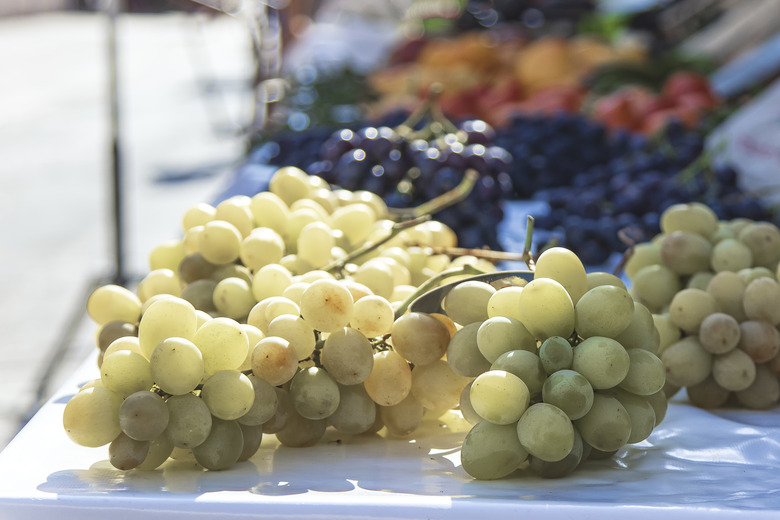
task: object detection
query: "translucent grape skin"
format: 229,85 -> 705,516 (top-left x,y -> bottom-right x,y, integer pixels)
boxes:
109,433 -> 150,470
192,418 -> 244,471
516,403 -> 575,463
391,312 -> 450,367
118,390 -> 170,441
164,393 -> 213,449
469,370 -> 530,425
460,420 -> 528,480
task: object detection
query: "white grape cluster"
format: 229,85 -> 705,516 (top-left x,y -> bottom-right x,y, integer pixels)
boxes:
444,247 -> 667,480
626,202 -> 780,409
63,166 -> 497,471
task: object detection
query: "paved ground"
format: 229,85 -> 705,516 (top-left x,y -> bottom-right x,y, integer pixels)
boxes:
0,9 -> 255,450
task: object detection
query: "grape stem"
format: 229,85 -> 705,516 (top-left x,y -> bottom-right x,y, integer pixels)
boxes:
523,215 -> 536,271
411,245 -> 529,264
393,263 -> 488,319
388,168 -> 479,221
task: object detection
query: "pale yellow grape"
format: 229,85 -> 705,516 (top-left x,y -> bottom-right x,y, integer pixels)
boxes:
706,271 -> 747,322
247,296 -> 290,333
528,428 -> 583,479
486,286 -> 524,320
321,327 -> 374,385
447,322 -> 491,377
240,227 -> 285,271
136,435 -> 174,471
198,220 -> 243,265
192,417 -> 244,471
201,370 -> 255,420
118,390 -> 169,441
194,309 -> 211,328
460,420 -> 528,480
391,312 -> 451,366
150,337 -> 204,395
105,336 -> 144,359
660,231 -> 713,275
539,336 -> 573,374
87,284 -> 142,326
137,268 -> 181,301
149,239 -> 186,272
63,386 -> 123,447
180,279 -> 217,313
431,312 -> 458,338
352,259 -> 395,300
192,317 -> 249,375
296,269 -> 335,283
101,350 -> 154,397
240,324 -> 264,366
712,348 -> 756,391
390,284 -> 416,303
661,336 -> 712,387
698,313 -> 740,354
739,266 -> 775,285
411,359 -> 472,414
668,288 -> 718,334
252,263 -> 293,302
282,281 -> 310,305
541,369 -> 593,420
183,225 -> 204,254
516,278 -> 574,341
571,336 -> 630,390
328,383 -> 377,434
614,302 -> 658,352
331,203 -> 375,247
687,271 -> 714,291
109,432 -> 149,470
239,374 -> 279,426
249,191 -> 290,234
425,253 -> 451,273
660,202 -> 719,238
300,278 -> 354,333
491,349 -> 547,396
290,198 -> 330,223
618,349 -> 665,396
381,257 -> 412,287
285,207 -> 322,251
477,316 -> 537,362
443,281 -> 495,326
268,166 -> 311,206
738,222 -> 780,269
96,320 -> 138,352
574,393 -> 631,452
289,367 -> 340,420
379,394 -> 424,437
516,403 -> 574,462
215,197 -> 254,238
423,219 -> 458,247
469,370 -> 530,425
574,285 -> 634,339
534,247 -> 588,304
353,189 -> 388,220
711,238 -> 753,272
251,336 -> 299,386
608,388 -> 656,444
297,221 -> 334,268
381,246 -> 411,270
744,277 -> 780,324
266,314 -> 316,361
458,381 -> 481,425
210,276 -> 255,321
164,393 -> 212,448
309,187 -> 338,213
736,364 -> 780,409
182,202 -> 216,230
351,294 -> 394,338
140,293 -> 180,314
263,297 -> 300,325
738,320 -> 780,363
630,264 -> 681,313
623,242 -> 662,280
363,350 -> 412,406
586,271 -> 627,291
213,263 -> 252,285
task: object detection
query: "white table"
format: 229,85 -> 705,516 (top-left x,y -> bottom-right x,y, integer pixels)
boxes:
1,354 -> 779,520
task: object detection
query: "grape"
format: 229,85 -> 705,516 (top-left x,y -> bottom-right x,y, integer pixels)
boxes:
266,314 -> 316,361
289,367 -> 340,420
738,222 -> 780,269
460,420 -> 527,480
698,313 -> 740,355
213,277 -> 255,320
180,279 -> 217,313
574,393 -> 631,452
250,191 -> 291,234
477,316 -> 537,362
630,264 -> 681,313
574,285 -> 634,339
62,386 -> 123,447
251,336 -> 299,387
623,242 -> 662,280
668,288 -> 718,334
198,220 -> 243,265
178,252 -> 219,284
327,384 -> 378,435
743,277 -> 780,324
352,259 -> 395,300
321,327 -> 374,385
363,350 -> 412,406
215,196 -> 254,238
164,393 -> 212,448
711,238 -> 753,272
182,202 -> 216,230
192,418 -> 244,471
613,302 -> 658,352
491,350 -> 547,396
447,322 -> 491,377
137,435 -> 174,470
351,294 -> 395,338
109,433 -> 150,470
516,403 -> 575,463
738,320 -> 780,363
571,336 -> 630,390
541,369 -> 594,420
247,296 -> 295,334
299,278 -> 354,333
660,202 -> 719,238
297,221 -> 335,268
262,387 -> 291,434
486,286 -> 524,320
238,375 -> 279,426
137,268 -> 181,301
618,349 -> 666,396
539,336 -> 573,374
137,296 -> 198,358
118,390 -> 170,441
379,394 -> 425,437
653,313 -> 682,355
241,227 -> 285,271
469,370 -> 530,425
712,348 -> 756,392
529,428 -> 584,479
331,203 -> 376,248
268,166 -> 311,206
87,284 -> 142,326
736,364 -> 780,409
192,317 -> 249,376
237,423 -> 263,462
410,359 -> 471,415
686,376 -> 730,409
660,336 -> 712,388
516,278 -> 574,341
391,312 -> 451,366
275,406 -> 327,448
443,281 -> 496,326
97,320 -> 138,352
608,388 -> 656,444
101,350 -> 154,397
534,246 -> 588,304
200,370 -> 255,421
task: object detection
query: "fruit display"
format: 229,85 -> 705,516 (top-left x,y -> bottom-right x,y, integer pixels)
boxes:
624,202 -> 780,410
